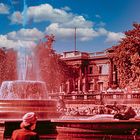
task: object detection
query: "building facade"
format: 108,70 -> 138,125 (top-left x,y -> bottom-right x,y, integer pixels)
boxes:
60,50 -> 116,94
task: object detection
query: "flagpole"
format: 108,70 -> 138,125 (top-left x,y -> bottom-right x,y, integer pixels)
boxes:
74,27 -> 77,52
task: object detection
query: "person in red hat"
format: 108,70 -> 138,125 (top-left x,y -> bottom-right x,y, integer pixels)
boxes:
11,112 -> 40,140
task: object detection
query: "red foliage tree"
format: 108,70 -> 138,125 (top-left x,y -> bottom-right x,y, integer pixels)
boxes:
36,37 -> 78,93
112,23 -> 140,89
0,48 -> 17,85
4,49 -> 17,81
0,48 -> 6,84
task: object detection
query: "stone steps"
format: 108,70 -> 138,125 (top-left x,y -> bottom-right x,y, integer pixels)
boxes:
0,99 -> 60,119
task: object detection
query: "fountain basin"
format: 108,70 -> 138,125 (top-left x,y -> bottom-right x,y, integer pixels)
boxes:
52,119 -> 140,139
0,80 -> 60,120
0,80 -> 47,100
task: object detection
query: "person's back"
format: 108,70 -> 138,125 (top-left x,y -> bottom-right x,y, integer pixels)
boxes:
11,112 -> 39,140
12,128 -> 39,140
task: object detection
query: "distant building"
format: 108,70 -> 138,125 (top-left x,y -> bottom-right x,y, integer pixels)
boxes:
60,50 -> 117,94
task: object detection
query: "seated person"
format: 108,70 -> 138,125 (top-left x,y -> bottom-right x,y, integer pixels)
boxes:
11,112 -> 39,140
114,106 -> 136,120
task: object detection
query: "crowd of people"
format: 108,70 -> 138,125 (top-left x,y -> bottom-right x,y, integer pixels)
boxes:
57,100 -> 138,120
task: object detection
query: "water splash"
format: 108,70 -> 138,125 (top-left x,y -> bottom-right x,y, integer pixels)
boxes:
17,43 -> 29,80
17,0 -> 29,80
22,0 -> 28,27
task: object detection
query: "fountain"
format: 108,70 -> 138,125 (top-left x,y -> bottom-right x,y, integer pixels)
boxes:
0,34 -> 59,119
0,2 -> 60,139
0,37 -> 60,139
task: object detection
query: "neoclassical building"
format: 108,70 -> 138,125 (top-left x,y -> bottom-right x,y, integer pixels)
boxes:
60,49 -> 117,94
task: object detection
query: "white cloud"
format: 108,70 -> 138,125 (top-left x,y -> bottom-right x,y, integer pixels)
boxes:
60,16 -> 93,28
0,28 -> 43,50
7,28 -> 44,41
10,3 -> 93,28
0,3 -> 9,14
97,28 -> 108,36
7,3 -> 125,47
46,23 -> 98,41
0,35 -> 17,49
0,35 -> 36,50
96,28 -> 124,43
9,3 -> 97,42
105,32 -> 124,43
10,4 -> 72,24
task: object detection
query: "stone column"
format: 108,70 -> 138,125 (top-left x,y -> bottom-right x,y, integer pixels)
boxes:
78,79 -> 81,92
82,78 -> 86,92
66,80 -> 70,93
109,59 -> 113,87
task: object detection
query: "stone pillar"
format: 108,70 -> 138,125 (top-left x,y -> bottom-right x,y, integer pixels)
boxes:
109,59 -> 113,87
66,81 -> 70,93
82,78 -> 86,92
84,66 -> 88,92
78,79 -> 81,92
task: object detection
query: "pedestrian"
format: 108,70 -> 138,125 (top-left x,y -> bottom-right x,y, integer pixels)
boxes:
11,112 -> 40,140
114,106 -> 136,120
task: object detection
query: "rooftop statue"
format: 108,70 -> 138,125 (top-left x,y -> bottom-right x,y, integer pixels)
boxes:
44,34 -> 55,49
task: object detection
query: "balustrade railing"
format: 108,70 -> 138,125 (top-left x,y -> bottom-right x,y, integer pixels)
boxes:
51,92 -> 140,103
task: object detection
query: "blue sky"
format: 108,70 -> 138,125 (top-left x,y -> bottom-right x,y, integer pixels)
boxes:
0,0 -> 140,53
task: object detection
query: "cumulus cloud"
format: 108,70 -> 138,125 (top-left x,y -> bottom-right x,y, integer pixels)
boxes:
0,3 -> 9,14
6,3 -> 125,48
9,3 -> 98,41
0,35 -> 36,50
0,27 -> 57,51
0,35 -> 17,49
7,28 -> 44,41
105,32 -> 124,43
97,28 -> 124,43
0,28 -> 43,50
97,28 -> 108,36
10,3 -> 93,28
10,4 -> 72,24
46,23 -> 98,41
60,16 -> 93,28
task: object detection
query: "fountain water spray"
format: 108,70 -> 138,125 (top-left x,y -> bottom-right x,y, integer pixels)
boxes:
17,0 -> 34,80
17,42 -> 29,80
22,0 -> 28,27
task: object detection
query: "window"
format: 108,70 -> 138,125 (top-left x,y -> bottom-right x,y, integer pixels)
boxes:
89,66 -> 93,74
99,65 -> 102,74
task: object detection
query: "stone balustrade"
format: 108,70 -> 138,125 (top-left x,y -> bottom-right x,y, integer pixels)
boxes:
51,92 -> 140,105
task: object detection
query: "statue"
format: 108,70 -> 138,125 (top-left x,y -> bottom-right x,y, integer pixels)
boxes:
44,34 -> 55,49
